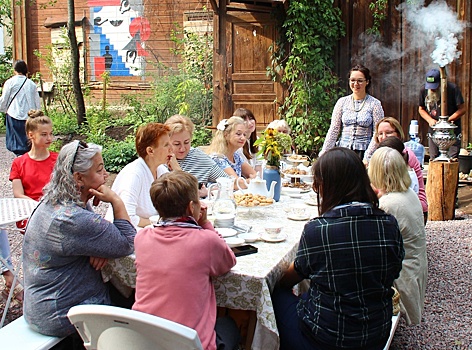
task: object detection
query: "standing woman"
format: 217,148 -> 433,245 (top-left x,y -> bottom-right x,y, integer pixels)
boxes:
320,64 -> 384,161
106,123 -> 173,227
272,147 -> 404,350
207,116 -> 257,179
0,60 -> 41,156
369,147 -> 427,325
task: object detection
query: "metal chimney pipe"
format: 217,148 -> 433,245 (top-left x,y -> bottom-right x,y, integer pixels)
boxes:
439,66 -> 448,117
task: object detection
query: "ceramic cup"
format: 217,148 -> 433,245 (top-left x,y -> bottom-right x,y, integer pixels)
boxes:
149,215 -> 160,226
290,204 -> 308,218
265,224 -> 282,239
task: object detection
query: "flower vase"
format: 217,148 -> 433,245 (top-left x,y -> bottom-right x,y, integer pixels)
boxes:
263,166 -> 281,202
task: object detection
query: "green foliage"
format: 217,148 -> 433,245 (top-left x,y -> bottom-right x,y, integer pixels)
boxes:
34,27 -> 87,121
101,137 -> 137,173
48,108 -> 79,135
254,128 -> 292,167
192,124 -> 212,147
273,0 -> 345,156
367,0 -> 388,34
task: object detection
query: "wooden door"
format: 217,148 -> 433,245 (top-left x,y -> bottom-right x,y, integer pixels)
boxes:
214,11 -> 282,128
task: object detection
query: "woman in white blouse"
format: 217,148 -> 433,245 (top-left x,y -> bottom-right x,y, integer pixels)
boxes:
106,123 -> 173,227
320,64 -> 384,161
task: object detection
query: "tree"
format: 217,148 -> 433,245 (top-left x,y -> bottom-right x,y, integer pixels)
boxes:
67,0 -> 86,125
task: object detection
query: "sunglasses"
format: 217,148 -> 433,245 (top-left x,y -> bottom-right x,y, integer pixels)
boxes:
71,140 -> 88,174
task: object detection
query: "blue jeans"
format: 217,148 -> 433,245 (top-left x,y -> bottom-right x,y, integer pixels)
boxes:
0,229 -> 12,274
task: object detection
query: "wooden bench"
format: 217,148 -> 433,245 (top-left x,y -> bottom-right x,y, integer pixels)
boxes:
383,313 -> 401,350
0,316 -> 64,349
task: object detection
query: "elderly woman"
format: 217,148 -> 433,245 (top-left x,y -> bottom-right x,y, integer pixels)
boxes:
272,147 -> 404,350
106,122 -> 172,227
369,147 -> 427,325
158,115 -> 229,197
207,116 -> 257,179
23,140 -> 136,340
367,117 -> 428,222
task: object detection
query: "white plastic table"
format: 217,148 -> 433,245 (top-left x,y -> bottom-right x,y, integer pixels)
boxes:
0,198 -> 38,226
0,198 -> 38,328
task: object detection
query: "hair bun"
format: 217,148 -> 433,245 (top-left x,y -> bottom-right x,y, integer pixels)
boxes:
28,109 -> 44,118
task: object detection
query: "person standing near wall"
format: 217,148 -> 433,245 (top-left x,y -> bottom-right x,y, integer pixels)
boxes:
0,60 -> 41,156
418,68 -> 465,160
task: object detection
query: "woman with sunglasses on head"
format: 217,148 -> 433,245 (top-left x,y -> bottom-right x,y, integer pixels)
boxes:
22,140 -> 136,347
320,64 -> 384,161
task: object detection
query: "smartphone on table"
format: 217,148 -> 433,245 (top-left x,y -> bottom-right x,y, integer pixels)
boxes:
231,244 -> 258,257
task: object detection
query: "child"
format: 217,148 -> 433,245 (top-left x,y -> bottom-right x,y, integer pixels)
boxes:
2,110 -> 57,304
133,171 -> 239,350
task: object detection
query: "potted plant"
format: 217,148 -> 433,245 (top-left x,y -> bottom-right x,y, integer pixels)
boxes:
254,128 -> 292,201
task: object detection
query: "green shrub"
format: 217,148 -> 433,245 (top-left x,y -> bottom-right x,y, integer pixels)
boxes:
102,138 -> 137,173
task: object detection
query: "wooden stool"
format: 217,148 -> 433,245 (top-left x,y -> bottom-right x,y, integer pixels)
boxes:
426,161 -> 459,221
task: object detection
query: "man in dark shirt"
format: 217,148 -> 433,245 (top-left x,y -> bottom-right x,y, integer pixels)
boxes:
418,68 -> 466,160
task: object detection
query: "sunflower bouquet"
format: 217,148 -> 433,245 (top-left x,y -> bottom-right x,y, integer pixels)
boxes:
254,128 -> 292,168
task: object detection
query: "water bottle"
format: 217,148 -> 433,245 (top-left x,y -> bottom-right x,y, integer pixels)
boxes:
404,120 -> 425,167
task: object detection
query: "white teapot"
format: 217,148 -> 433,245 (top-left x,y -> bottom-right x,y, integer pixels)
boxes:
237,173 -> 275,199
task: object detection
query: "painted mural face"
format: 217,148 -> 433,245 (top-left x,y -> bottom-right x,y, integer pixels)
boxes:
88,0 -> 150,78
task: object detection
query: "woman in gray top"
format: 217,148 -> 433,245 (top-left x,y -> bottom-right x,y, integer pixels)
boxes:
23,140 -> 136,338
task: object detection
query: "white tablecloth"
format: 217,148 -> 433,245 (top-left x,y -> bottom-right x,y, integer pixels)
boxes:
102,194 -> 318,350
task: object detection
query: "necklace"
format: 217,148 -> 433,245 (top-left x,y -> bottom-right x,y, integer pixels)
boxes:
351,95 -> 367,112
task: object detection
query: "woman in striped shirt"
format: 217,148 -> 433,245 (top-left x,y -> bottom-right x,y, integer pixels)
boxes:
158,115 -> 230,197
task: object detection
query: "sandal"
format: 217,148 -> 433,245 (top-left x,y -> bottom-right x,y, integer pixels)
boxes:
1,284 -> 24,306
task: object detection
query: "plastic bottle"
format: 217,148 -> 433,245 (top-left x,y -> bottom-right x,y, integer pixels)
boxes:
404,120 -> 425,167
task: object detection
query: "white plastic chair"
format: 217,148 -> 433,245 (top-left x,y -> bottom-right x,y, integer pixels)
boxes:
67,305 -> 203,350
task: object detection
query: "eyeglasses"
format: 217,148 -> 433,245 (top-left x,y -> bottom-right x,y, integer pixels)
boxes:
349,79 -> 366,85
71,140 -> 88,174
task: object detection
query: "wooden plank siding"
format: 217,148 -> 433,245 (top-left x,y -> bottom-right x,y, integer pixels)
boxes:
333,0 -> 471,147
16,0 -> 211,104
13,0 -> 471,146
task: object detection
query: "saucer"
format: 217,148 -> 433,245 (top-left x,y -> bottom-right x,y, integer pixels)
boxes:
287,213 -> 310,221
216,228 -> 238,238
305,198 -> 318,206
239,232 -> 259,243
225,237 -> 245,247
261,233 -> 287,243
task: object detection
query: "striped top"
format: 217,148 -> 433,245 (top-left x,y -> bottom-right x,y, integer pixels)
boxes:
159,147 -> 229,184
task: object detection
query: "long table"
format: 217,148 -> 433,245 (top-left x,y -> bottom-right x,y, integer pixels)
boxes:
102,194 -> 318,350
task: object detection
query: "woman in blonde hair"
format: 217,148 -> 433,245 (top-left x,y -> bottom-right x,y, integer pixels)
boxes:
158,115 -> 230,197
369,146 -> 427,325
207,116 -> 257,179
1,110 -> 57,304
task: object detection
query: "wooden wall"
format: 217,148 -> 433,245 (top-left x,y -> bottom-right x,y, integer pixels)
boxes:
333,0 -> 471,147
15,0 -> 211,104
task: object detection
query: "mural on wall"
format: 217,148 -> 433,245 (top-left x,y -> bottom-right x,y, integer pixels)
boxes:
88,0 -> 150,79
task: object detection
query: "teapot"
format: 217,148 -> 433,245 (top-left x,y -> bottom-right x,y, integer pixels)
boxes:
237,173 -> 275,199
